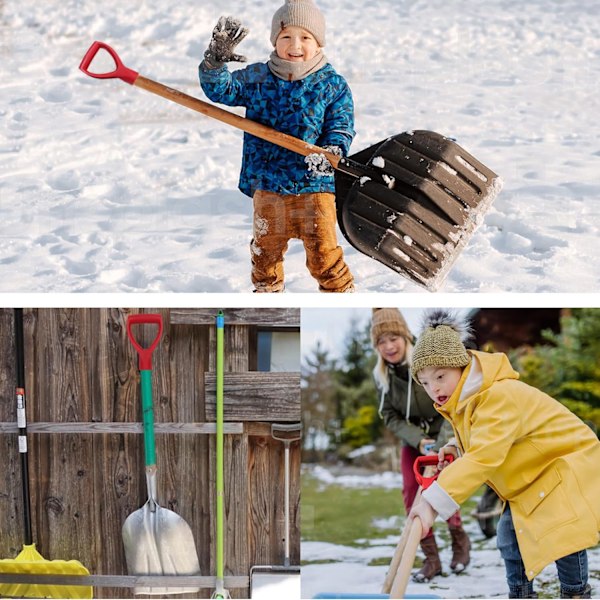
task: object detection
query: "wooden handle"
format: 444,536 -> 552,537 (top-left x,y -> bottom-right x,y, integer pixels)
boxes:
381,489 -> 422,594
389,517 -> 423,599
134,75 -> 342,168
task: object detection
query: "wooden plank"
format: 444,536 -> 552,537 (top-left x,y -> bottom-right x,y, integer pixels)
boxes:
28,309 -> 96,575
205,373 -> 301,422
168,321 -> 211,580
93,307 -> 144,599
0,573 -> 249,589
171,308 -> 300,327
0,422 -> 244,434
0,308 -> 22,558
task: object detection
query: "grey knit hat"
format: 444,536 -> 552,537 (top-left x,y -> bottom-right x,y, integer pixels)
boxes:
411,309 -> 472,380
270,0 -> 326,47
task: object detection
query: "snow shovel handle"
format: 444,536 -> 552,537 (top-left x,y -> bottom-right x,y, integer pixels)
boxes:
79,41 -> 139,84
127,313 -> 163,371
413,453 -> 454,489
79,42 -> 350,172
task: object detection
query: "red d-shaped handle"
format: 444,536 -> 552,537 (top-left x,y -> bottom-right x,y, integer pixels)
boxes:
413,453 -> 454,489
79,41 -> 139,84
127,313 -> 163,371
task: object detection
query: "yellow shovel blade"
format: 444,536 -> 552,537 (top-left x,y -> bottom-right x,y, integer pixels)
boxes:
0,544 -> 93,599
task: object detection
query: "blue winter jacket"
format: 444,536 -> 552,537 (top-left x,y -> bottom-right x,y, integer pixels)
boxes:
199,61 -> 355,198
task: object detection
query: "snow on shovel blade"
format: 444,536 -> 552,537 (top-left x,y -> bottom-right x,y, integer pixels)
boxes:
336,130 -> 502,291
122,471 -> 200,595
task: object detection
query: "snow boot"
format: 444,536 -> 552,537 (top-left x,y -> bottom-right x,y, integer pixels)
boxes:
449,524 -> 471,573
412,535 -> 442,583
561,584 -> 592,599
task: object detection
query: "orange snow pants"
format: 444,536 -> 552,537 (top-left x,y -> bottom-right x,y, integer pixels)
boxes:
251,190 -> 354,293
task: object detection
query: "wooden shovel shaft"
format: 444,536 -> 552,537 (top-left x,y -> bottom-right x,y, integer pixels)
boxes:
134,75 -> 342,168
381,489 -> 422,594
389,517 -> 423,600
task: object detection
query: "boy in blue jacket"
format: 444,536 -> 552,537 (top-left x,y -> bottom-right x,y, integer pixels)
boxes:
199,0 -> 355,292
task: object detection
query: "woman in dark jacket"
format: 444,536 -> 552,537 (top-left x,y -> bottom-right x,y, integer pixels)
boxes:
371,308 -> 471,582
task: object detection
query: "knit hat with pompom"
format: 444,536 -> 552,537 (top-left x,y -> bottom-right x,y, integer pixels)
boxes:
411,309 -> 472,379
270,0 -> 326,47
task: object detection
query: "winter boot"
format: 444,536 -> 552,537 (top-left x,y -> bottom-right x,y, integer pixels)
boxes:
560,584 -> 592,598
412,535 -> 442,583
449,525 -> 471,573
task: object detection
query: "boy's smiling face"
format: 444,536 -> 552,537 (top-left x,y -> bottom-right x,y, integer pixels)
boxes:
417,366 -> 463,406
275,26 -> 320,62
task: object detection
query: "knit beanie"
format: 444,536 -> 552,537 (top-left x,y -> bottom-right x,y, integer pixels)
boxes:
270,0 -> 326,47
370,308 -> 411,347
411,309 -> 472,380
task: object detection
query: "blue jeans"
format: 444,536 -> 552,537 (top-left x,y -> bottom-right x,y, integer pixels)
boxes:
496,504 -> 589,598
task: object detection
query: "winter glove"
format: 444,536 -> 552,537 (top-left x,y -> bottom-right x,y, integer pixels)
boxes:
305,145 -> 342,177
203,16 -> 249,69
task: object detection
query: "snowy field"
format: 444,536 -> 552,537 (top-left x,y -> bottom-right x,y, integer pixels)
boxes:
1,0 -> 600,293
302,465 -> 600,599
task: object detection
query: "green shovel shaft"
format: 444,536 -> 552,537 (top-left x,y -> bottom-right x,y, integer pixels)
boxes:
216,311 -> 225,583
140,369 -> 157,467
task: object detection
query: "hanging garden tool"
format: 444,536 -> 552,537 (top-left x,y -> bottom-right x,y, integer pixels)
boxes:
212,310 -> 230,599
250,423 -> 302,599
0,309 -> 93,599
123,313 -> 201,595
79,41 -> 502,291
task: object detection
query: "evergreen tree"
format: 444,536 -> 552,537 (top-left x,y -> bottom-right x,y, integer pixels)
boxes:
512,308 -> 600,433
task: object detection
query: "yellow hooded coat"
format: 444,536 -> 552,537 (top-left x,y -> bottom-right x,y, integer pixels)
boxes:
427,350 -> 600,580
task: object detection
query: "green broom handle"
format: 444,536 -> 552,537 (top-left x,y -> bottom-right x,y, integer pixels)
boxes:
216,311 -> 225,586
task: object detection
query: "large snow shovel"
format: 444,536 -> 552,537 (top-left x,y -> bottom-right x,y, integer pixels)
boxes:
79,41 -> 502,291
0,309 -> 93,599
123,313 -> 201,595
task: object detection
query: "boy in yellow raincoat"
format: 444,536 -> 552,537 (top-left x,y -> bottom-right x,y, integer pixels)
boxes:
408,309 -> 600,599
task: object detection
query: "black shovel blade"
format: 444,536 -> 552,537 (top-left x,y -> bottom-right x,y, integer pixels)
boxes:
335,130 -> 502,291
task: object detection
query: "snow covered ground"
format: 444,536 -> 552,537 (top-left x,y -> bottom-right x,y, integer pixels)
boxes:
302,464 -> 600,599
1,0 -> 599,293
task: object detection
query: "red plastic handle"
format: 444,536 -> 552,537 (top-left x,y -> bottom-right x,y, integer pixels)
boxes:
79,41 -> 139,84
413,454 -> 454,489
127,314 -> 163,371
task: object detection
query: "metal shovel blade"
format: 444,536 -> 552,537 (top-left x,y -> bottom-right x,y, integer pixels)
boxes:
122,473 -> 200,595
336,130 -> 502,291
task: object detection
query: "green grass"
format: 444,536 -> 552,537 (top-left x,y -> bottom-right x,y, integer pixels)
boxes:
301,471 -> 405,546
301,469 -> 483,549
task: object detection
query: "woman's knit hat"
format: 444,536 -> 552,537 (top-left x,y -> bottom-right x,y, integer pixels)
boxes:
370,308 -> 411,347
270,0 -> 326,47
411,309 -> 472,378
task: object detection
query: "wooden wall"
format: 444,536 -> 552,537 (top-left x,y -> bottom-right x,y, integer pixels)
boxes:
0,308 -> 301,598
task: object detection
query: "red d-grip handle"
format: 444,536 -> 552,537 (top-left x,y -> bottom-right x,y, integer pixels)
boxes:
127,314 -> 163,371
413,454 -> 454,489
79,41 -> 139,84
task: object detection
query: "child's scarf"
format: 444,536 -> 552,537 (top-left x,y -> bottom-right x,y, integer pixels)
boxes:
268,51 -> 328,82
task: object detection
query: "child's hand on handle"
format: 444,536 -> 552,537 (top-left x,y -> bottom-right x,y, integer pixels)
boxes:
305,145 -> 341,176
438,443 -> 458,470
204,16 -> 249,69
408,498 -> 437,538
